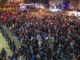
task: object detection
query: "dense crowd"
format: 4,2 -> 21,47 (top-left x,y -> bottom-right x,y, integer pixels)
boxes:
0,10 -> 80,60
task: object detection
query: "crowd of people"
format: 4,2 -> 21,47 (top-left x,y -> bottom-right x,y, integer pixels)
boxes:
0,9 -> 80,60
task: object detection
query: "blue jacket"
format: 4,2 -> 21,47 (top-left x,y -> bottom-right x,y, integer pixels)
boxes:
31,55 -> 36,60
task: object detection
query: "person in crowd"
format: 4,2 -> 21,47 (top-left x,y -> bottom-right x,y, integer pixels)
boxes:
0,9 -> 80,60
8,56 -> 12,60
1,48 -> 7,60
12,51 -> 18,60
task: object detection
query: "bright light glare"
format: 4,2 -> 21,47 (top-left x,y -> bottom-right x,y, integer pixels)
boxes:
39,6 -> 44,9
77,12 -> 80,16
20,5 -> 26,10
67,11 -> 80,16
68,11 -> 77,16
35,4 -> 44,9
49,8 -> 61,12
35,6 -> 44,9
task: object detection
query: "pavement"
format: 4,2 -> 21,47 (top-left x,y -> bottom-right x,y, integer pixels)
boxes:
0,31 -> 12,59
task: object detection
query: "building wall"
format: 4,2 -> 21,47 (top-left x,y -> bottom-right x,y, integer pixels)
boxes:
49,0 -> 63,5
63,0 -> 70,3
78,0 -> 80,10
9,0 -> 24,3
24,0 -> 31,3
70,0 -> 78,9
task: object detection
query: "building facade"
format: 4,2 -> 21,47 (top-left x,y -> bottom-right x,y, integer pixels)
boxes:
49,0 -> 63,6
9,0 -> 24,3
70,0 -> 78,10
78,0 -> 80,10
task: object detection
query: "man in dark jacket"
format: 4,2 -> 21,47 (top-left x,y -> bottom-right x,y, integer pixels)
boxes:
1,48 -> 7,60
